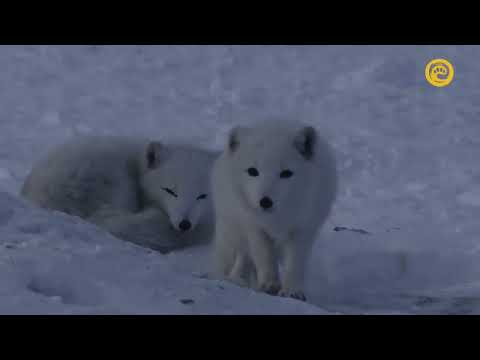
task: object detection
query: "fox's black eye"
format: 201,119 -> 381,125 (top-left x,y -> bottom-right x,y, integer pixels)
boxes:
162,187 -> 178,197
280,170 -> 294,179
247,167 -> 259,177
197,194 -> 208,200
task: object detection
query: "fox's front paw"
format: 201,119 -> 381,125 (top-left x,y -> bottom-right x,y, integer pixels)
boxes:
279,288 -> 307,302
258,280 -> 281,296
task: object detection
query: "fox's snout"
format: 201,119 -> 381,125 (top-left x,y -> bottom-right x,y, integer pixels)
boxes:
259,196 -> 273,210
178,219 -> 192,232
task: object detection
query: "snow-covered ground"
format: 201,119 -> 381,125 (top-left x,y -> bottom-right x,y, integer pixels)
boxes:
1,45 -> 480,314
0,191 -> 328,314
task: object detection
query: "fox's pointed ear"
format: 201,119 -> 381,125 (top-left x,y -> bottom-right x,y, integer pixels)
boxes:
227,126 -> 247,154
145,141 -> 166,169
293,126 -> 316,160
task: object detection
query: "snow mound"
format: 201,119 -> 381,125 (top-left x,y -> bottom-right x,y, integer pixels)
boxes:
0,191 -> 329,314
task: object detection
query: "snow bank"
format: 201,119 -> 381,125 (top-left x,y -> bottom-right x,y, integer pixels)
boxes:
0,191 -> 329,314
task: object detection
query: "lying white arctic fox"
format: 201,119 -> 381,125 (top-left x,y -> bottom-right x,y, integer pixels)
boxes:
21,136 -> 217,253
211,120 -> 337,300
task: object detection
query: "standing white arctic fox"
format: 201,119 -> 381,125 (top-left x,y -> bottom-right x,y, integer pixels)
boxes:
21,136 -> 218,253
211,120 -> 337,301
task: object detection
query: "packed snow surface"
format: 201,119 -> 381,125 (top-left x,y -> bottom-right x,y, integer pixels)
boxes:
1,45 -> 479,314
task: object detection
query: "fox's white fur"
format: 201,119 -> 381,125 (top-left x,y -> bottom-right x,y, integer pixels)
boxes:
211,120 -> 337,300
21,136 -> 218,253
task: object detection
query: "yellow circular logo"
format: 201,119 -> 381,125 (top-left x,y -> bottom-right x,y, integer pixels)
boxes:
425,58 -> 454,87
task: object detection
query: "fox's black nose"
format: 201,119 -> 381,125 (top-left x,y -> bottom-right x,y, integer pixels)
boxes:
179,219 -> 192,232
259,196 -> 273,210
